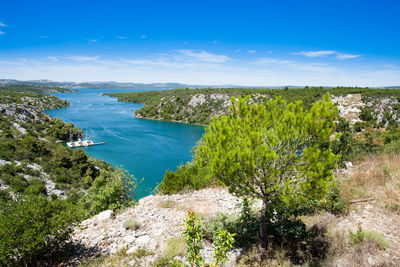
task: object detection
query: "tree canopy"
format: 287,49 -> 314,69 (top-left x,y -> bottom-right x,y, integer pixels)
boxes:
196,94 -> 339,247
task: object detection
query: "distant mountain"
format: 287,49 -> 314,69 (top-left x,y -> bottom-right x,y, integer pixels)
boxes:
1,79 -> 398,90
0,79 -> 305,90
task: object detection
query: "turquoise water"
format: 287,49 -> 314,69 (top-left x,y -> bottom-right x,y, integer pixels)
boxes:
44,89 -> 205,199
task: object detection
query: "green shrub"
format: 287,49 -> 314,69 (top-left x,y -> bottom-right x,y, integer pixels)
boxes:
123,219 -> 140,230
157,163 -> 213,194
81,168 -> 136,216
0,196 -> 78,266
24,179 -> 47,196
201,199 -> 259,247
321,183 -> 347,215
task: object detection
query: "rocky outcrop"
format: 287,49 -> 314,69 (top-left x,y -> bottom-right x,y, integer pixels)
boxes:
72,188 -> 249,266
332,94 -> 365,124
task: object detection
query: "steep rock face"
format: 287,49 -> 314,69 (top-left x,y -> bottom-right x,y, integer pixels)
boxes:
72,188 -> 249,265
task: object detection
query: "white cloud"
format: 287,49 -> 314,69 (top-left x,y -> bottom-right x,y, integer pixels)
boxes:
0,22 -> 6,27
336,53 -> 361,60
140,35 -> 147,39
248,50 -> 256,54
0,30 -> 4,35
66,55 -> 100,62
253,57 -> 341,73
0,51 -> 397,87
293,50 -> 361,60
293,50 -> 336,57
47,56 -> 58,62
173,49 -> 230,63
87,39 -> 98,42
116,36 -> 127,39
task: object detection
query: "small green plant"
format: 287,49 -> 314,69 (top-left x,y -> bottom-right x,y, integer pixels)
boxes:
182,211 -> 235,267
165,236 -> 186,259
389,203 -> 400,214
123,219 -> 140,230
183,211 -> 204,266
382,164 -> 392,182
212,228 -> 236,266
322,183 -> 347,215
349,225 -> 388,250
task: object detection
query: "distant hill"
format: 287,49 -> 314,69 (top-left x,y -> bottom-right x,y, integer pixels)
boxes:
1,79 -> 398,90
0,79 -> 307,90
0,84 -> 75,93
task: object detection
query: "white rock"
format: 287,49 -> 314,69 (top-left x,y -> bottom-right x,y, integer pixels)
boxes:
188,94 -> 206,107
123,235 -> 136,244
126,246 -> 138,254
136,235 -> 151,246
96,210 -> 114,222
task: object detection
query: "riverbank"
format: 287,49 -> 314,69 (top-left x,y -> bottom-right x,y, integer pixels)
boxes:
45,89 -> 205,199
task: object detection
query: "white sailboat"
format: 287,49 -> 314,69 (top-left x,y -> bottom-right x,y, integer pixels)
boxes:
66,129 -> 105,148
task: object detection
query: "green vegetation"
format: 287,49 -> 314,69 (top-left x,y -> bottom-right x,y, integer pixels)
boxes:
0,84 -> 75,93
106,86 -> 400,125
122,219 -> 140,230
0,195 -> 78,266
184,211 -> 205,266
201,198 -> 259,248
0,89 -> 136,265
196,94 -> 338,248
349,225 -> 388,250
0,89 -> 69,107
156,163 -> 213,194
181,211 -> 235,267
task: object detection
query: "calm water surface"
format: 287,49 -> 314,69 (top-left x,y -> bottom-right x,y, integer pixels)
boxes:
44,89 -> 205,199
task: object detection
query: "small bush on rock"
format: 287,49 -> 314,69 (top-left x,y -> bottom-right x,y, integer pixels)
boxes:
123,219 -> 140,230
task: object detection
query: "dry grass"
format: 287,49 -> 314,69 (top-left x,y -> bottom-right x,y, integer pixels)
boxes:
323,153 -> 400,266
338,153 -> 400,211
237,154 -> 400,266
157,199 -> 176,209
80,248 -> 153,267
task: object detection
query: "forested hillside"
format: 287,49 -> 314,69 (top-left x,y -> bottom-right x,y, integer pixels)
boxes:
0,84 -> 75,93
0,89 -> 135,266
106,87 -> 400,125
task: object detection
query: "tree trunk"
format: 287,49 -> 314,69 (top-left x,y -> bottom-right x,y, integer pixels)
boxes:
259,200 -> 268,251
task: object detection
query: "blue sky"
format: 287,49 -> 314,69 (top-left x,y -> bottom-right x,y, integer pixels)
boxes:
0,0 -> 399,86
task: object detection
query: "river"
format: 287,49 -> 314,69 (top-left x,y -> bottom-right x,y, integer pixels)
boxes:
44,89 -> 205,199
